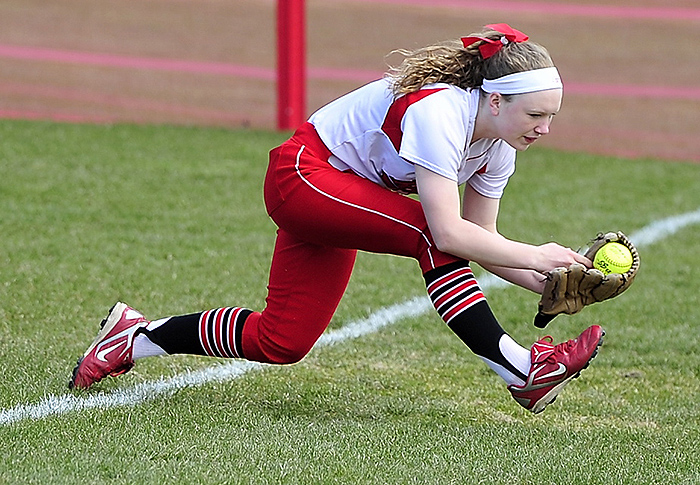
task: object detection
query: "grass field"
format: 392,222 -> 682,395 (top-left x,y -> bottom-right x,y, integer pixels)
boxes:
0,119 -> 699,484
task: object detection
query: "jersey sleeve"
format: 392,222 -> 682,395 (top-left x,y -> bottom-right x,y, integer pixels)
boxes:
397,89 -> 469,182
467,141 -> 516,199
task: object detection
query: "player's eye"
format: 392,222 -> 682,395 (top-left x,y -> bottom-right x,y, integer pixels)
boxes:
530,113 -> 555,120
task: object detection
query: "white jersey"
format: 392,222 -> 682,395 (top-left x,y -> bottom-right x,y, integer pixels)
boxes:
307,78 -> 516,198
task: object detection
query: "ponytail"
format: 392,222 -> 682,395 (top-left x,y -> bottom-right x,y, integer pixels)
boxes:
387,26 -> 555,96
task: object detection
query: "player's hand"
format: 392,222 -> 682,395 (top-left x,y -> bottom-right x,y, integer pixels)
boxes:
534,242 -> 592,274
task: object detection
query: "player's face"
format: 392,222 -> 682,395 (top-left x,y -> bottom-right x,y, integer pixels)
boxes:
495,89 -> 562,151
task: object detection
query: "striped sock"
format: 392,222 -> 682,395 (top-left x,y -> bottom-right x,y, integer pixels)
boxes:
198,307 -> 251,359
140,307 -> 252,359
425,262 -> 487,324
424,261 -> 528,384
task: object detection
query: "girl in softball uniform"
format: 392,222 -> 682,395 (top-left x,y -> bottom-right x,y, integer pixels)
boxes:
71,24 -> 604,414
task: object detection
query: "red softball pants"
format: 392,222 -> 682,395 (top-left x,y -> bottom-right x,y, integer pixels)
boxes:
240,122 -> 461,364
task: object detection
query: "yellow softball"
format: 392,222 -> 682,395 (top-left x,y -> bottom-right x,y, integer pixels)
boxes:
593,242 -> 633,275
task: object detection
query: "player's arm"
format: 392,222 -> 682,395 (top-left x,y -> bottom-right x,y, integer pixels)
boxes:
459,183 -> 549,293
415,165 -> 589,275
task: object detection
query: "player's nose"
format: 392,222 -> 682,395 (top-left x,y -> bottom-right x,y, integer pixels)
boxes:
535,120 -> 551,135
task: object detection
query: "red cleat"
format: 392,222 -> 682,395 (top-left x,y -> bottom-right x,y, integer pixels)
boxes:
509,325 -> 604,414
69,302 -> 150,390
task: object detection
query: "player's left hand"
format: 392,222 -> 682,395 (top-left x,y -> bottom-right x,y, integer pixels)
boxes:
533,231 -> 640,328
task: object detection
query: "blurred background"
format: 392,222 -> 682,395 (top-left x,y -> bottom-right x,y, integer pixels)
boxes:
1,0 -> 698,162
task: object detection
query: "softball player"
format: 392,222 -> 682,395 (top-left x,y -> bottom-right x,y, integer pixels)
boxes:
70,24 -> 604,414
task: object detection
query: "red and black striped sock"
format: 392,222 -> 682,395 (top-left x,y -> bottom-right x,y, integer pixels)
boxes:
424,261 -> 527,382
141,307 -> 252,359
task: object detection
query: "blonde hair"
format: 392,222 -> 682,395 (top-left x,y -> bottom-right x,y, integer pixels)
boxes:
387,27 -> 555,96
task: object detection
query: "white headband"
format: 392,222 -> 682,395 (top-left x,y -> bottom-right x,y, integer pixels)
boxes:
481,67 -> 562,95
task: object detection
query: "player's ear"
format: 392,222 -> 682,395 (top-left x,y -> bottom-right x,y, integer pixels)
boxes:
488,93 -> 502,115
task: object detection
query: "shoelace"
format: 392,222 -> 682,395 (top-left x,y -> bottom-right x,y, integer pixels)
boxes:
537,336 -> 576,364
550,338 -> 577,361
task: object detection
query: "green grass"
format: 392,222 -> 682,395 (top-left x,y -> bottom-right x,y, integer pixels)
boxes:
0,119 -> 699,484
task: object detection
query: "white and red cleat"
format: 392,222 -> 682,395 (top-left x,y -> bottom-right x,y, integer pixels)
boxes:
69,302 -> 150,390
509,325 -> 604,413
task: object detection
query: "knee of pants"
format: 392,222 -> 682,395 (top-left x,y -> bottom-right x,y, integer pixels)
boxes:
241,312 -> 320,365
256,335 -> 315,365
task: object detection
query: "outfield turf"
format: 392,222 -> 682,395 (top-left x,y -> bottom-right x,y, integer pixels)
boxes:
0,119 -> 698,484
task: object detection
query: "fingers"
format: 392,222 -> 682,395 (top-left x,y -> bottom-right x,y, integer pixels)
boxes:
591,274 -> 622,300
573,251 -> 593,268
538,243 -> 592,273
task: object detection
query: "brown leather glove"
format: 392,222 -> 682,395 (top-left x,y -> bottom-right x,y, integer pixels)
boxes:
534,231 -> 640,328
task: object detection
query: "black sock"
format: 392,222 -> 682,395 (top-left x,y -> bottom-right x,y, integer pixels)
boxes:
424,261 -> 527,381
141,308 -> 251,359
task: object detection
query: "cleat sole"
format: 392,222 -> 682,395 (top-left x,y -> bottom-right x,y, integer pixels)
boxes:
68,357 -> 83,390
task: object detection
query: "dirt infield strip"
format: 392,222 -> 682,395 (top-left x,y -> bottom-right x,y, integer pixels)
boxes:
0,0 -> 698,163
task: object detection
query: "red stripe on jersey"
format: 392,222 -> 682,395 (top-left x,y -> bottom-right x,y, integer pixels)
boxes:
381,88 -> 447,152
472,140 -> 496,174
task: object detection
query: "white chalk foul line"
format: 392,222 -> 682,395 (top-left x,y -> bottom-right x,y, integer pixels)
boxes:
2,207 -> 699,426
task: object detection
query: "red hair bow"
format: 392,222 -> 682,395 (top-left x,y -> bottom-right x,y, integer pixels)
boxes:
461,23 -> 529,59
